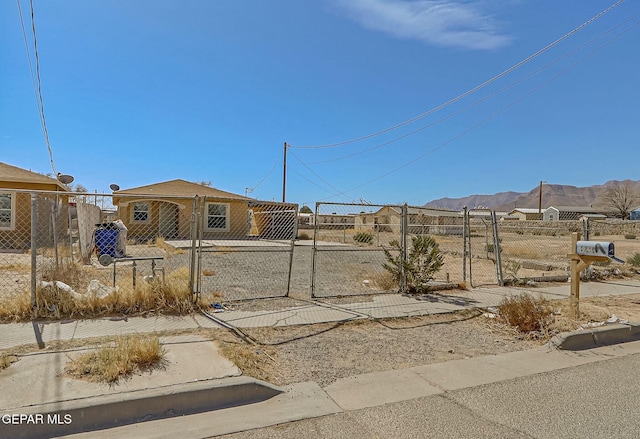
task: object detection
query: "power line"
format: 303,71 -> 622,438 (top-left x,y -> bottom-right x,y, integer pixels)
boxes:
290,0 -> 626,150
18,0 -> 57,175
288,149 -> 351,202
249,154 -> 280,192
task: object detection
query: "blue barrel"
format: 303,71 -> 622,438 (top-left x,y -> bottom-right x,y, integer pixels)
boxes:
95,228 -> 119,257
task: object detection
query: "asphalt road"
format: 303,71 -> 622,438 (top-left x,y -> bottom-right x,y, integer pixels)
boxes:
220,353 -> 640,439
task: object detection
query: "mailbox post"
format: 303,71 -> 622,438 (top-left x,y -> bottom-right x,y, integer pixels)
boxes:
567,232 -> 622,318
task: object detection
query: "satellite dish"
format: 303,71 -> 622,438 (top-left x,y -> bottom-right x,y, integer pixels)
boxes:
110,184 -> 120,191
57,174 -> 74,184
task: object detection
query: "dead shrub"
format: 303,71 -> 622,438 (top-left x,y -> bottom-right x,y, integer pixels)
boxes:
0,352 -> 18,370
372,271 -> 398,291
498,293 -> 553,333
65,334 -> 166,384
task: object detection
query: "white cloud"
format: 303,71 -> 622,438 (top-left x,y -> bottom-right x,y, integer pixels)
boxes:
335,0 -> 511,50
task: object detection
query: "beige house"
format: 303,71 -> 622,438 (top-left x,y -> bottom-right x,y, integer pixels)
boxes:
0,162 -> 69,250
367,206 -> 463,234
505,208 -> 543,221
112,179 -> 296,241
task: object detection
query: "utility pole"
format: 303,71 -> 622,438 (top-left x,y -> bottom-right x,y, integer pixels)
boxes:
538,180 -> 543,214
282,142 -> 288,202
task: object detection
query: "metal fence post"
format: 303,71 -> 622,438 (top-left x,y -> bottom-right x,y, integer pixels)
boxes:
400,203 -> 408,293
582,217 -> 590,241
30,193 -> 37,308
189,196 -> 199,300
462,206 -> 468,285
310,202 -> 320,298
491,210 -> 504,286
285,205 -> 298,297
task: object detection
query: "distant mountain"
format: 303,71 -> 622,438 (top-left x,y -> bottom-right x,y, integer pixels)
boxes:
424,180 -> 640,212
425,191 -> 522,211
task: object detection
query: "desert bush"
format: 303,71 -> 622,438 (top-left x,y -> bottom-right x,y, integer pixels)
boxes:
625,234 -> 636,240
297,232 -> 311,240
628,252 -> 640,267
65,334 -> 166,383
353,232 -> 374,245
383,235 -> 444,293
485,243 -> 502,253
498,293 -> 553,333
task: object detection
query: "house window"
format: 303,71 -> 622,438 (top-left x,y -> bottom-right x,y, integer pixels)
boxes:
206,203 -> 229,231
132,202 -> 150,223
0,193 -> 14,230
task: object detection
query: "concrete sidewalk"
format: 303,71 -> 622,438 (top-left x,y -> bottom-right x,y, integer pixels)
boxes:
3,280 -> 640,351
1,280 -> 640,438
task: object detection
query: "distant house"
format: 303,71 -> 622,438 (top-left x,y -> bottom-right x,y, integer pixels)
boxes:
631,208 -> 640,221
309,213 -> 356,228
0,162 -> 69,250
543,206 -> 608,221
506,208 -> 543,221
112,179 -> 296,241
367,206 -> 462,234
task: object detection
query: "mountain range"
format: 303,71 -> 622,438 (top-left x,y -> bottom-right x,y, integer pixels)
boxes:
424,180 -> 640,212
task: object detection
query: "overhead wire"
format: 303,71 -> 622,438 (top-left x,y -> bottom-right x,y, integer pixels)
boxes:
289,0 -> 626,150
288,149 -> 352,202
249,154 -> 281,192
19,0 -> 57,175
303,9 -> 640,166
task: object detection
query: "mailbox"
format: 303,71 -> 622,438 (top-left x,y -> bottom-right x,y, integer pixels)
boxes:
576,241 -> 623,263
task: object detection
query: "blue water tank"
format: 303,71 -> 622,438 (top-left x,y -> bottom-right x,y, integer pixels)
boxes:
95,227 -> 119,257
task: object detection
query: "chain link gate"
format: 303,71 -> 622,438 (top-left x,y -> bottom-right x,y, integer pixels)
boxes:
195,198 -> 298,301
464,209 -> 503,287
310,202 -> 467,298
310,202 -> 402,298
495,213 -> 586,285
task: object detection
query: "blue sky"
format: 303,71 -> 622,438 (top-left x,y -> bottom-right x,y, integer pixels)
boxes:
1,0 -> 639,207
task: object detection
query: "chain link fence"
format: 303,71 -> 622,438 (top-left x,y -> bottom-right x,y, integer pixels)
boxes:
3,188 -> 640,315
0,190 -> 299,314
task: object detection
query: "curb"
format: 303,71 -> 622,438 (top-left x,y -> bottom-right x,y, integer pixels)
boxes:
550,323 -> 640,350
0,376 -> 283,439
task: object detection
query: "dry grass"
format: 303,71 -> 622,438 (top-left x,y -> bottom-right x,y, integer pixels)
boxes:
0,352 -> 18,370
0,264 -> 198,322
501,243 -> 544,259
372,271 -> 397,291
64,334 -> 166,384
218,341 -> 280,384
154,237 -> 186,255
498,293 -> 554,334
0,263 -> 31,273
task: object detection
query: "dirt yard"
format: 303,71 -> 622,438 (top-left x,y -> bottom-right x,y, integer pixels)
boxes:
215,292 -> 640,388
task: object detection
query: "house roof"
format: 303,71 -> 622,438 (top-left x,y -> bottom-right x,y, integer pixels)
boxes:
382,206 -> 462,217
508,208 -> 544,214
547,206 -> 603,214
0,162 -> 68,190
113,179 -> 252,200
